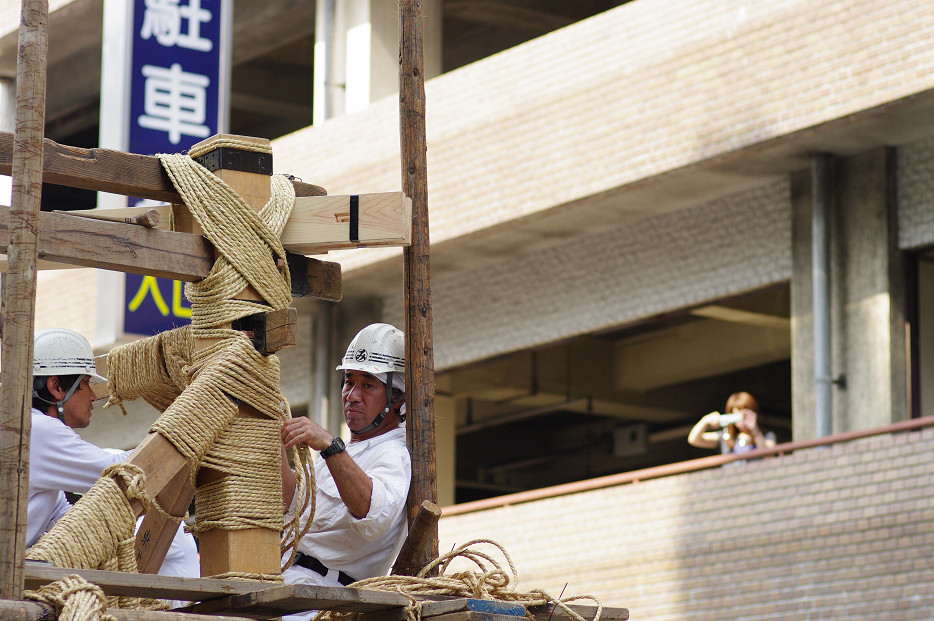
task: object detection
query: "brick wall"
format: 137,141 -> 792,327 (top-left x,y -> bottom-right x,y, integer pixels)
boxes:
438,427 -> 934,620
384,179 -> 791,370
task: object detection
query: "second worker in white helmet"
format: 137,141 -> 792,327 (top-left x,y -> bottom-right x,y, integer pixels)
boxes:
280,323 -> 411,607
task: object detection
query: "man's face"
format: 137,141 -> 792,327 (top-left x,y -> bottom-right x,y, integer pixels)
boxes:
57,376 -> 96,429
341,370 -> 394,437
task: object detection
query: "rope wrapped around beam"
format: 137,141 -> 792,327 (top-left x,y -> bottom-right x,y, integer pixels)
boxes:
25,146 -> 314,602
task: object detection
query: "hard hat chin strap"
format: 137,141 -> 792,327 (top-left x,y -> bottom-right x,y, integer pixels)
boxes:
33,375 -> 83,424
350,378 -> 403,437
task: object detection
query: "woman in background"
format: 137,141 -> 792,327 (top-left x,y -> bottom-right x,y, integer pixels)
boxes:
688,391 -> 776,455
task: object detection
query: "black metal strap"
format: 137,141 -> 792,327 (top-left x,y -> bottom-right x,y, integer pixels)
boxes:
193,147 -> 272,174
349,195 -> 359,243
294,552 -> 356,586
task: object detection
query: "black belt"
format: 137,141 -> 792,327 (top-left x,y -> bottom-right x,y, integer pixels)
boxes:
294,552 -> 356,586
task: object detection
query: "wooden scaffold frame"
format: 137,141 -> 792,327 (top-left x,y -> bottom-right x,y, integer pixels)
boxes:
0,1 -> 628,620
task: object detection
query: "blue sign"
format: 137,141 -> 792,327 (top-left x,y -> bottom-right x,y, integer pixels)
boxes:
123,0 -> 229,336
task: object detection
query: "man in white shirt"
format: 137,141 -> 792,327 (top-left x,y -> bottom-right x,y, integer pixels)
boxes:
280,323 -> 411,594
27,328 -> 199,579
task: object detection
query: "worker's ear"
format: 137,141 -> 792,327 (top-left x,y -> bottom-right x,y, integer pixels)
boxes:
390,389 -> 405,411
45,376 -> 64,400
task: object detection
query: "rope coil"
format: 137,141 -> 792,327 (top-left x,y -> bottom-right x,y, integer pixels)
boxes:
312,540 -> 603,621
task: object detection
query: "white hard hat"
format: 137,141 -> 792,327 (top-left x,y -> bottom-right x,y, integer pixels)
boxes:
336,323 -> 405,375
33,328 -> 106,384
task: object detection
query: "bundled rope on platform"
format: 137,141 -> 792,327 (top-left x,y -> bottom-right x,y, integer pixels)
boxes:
25,464 -> 169,614
313,540 -> 603,621
28,574 -> 117,621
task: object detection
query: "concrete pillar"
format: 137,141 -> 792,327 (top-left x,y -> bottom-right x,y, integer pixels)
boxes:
314,0 -> 442,122
434,393 -> 456,507
791,148 -> 908,440
0,78 -> 14,132
790,168 -> 816,441
0,78 -> 13,205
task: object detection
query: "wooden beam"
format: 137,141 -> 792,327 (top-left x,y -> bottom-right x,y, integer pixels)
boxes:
0,0 -> 48,602
185,583 -> 412,618
0,207 -> 214,280
24,565 -> 269,602
0,209 -> 343,301
55,207 -> 161,228
391,500 -> 442,576
0,131 -> 326,202
189,134 -> 282,580
400,0 -> 439,572
135,469 -> 195,574
63,191 -> 411,255
0,599 -> 251,621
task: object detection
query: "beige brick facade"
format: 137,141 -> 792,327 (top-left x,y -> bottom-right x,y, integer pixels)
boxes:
439,428 -> 934,620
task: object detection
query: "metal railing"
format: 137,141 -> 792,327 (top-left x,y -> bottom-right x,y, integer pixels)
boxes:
442,415 -> 934,516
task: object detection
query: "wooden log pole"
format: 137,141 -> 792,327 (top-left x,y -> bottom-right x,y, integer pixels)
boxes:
399,0 -> 439,573
391,500 -> 442,576
0,0 -> 48,601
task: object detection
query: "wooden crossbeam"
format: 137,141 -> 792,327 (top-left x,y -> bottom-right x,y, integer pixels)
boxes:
24,564 -> 270,603
0,209 -> 342,301
0,131 -> 325,203
185,584 -> 416,618
63,190 -> 411,255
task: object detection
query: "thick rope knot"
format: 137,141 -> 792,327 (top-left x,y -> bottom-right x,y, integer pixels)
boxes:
26,574 -> 116,621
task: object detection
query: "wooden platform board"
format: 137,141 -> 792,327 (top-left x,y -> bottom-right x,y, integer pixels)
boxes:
23,565 -> 629,621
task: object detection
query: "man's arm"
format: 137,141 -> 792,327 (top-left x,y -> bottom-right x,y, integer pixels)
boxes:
281,416 -> 373,518
30,415 -> 129,494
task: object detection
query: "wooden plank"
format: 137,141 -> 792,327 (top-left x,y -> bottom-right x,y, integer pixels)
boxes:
55,207 -> 160,228
135,468 -> 196,575
64,191 -> 411,255
0,207 -> 214,280
196,528 -> 282,580
400,0 -> 440,574
0,0 -> 49,602
362,599 -> 631,621
414,612 -> 529,621
0,209 -> 343,300
261,306 -> 298,354
0,599 -> 254,621
281,193 -> 411,253
391,500 -> 442,576
0,131 -> 326,202
358,599 -> 527,621
185,583 -> 411,618
24,565 -> 268,602
528,603 -> 629,621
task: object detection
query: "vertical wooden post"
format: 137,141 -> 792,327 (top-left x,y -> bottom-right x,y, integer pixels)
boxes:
399,0 -> 439,573
184,134 -> 283,579
0,0 -> 48,600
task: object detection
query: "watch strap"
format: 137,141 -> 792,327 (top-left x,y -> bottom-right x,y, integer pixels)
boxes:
320,436 -> 346,459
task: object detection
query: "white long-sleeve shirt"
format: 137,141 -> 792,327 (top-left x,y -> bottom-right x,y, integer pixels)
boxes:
283,426 -> 411,587
27,409 -> 199,578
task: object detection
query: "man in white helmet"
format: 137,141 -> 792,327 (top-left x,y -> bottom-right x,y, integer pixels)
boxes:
27,328 -> 199,581
280,323 -> 411,597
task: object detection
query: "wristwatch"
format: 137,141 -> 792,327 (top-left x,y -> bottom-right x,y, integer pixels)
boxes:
320,436 -> 346,459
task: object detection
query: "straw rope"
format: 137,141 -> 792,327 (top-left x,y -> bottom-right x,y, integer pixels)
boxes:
24,143 -> 314,611
27,574 -> 116,621
188,136 -> 272,157
312,540 -> 603,621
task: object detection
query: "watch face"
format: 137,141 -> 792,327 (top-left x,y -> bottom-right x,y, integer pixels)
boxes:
323,437 -> 345,457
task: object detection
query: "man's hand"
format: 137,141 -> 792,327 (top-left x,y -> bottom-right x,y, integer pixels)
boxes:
282,416 -> 334,452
